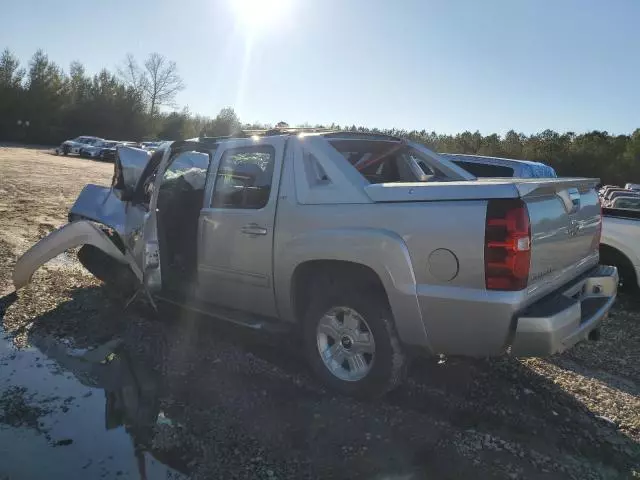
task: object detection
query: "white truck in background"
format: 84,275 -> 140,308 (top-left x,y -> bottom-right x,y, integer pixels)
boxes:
600,208 -> 640,291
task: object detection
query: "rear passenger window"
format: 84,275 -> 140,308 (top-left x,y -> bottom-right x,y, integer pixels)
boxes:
453,161 -> 514,178
211,146 -> 275,209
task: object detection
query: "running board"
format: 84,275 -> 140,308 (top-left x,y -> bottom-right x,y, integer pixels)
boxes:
155,295 -> 291,334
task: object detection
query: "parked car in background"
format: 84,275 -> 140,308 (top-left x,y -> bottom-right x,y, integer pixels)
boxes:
439,154 -> 558,178
99,141 -> 140,162
14,130 -> 617,397
600,207 -> 640,291
602,188 -> 634,204
80,140 -> 118,159
625,183 -> 640,191
56,136 -> 104,156
610,196 -> 640,210
602,190 -> 640,208
140,141 -> 163,152
600,185 -> 619,197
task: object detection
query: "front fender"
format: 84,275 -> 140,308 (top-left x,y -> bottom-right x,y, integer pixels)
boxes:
13,220 -> 139,290
68,184 -> 127,235
274,228 -> 432,352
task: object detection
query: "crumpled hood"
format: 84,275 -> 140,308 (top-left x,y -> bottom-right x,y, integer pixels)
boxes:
68,184 -> 127,234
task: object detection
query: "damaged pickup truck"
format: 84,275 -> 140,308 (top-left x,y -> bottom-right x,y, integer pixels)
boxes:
14,130 -> 618,397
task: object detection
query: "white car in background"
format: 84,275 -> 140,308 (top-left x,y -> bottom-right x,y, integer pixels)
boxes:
56,136 -> 104,156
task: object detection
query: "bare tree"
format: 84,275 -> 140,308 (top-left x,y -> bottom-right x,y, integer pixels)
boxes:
143,53 -> 184,116
118,54 -> 147,93
118,52 -> 185,116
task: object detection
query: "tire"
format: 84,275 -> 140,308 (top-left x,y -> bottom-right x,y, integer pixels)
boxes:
302,283 -> 407,398
62,145 -> 70,155
77,244 -> 138,299
600,245 -> 638,292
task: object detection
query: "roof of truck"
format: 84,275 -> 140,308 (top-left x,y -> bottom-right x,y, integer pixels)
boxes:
188,128 -> 405,143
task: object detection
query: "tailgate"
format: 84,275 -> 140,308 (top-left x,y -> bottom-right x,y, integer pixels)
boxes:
522,178 -> 601,297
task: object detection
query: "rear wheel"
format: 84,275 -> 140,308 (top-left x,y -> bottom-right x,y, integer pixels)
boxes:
302,284 -> 407,398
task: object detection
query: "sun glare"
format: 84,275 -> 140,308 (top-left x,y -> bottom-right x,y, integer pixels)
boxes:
230,0 -> 292,30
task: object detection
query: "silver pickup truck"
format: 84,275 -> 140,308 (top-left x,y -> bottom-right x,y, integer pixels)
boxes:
14,130 -> 618,397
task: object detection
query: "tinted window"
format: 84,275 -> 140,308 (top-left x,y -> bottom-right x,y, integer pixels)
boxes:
452,160 -> 514,177
211,146 -> 275,209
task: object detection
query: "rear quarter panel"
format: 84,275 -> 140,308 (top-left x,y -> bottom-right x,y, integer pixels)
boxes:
273,195 -> 490,352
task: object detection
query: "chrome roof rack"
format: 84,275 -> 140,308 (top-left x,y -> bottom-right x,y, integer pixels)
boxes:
192,128 -> 403,145
243,127 -> 337,136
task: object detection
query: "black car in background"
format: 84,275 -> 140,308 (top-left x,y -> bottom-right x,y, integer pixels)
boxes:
100,141 -> 140,161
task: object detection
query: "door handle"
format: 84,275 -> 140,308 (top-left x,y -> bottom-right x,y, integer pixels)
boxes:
241,223 -> 268,236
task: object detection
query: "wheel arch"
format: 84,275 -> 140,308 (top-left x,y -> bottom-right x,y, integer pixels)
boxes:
600,243 -> 638,290
13,220 -> 141,290
290,260 -> 389,323
274,228 -> 432,351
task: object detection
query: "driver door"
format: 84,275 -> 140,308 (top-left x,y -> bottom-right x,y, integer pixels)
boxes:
140,145 -> 213,296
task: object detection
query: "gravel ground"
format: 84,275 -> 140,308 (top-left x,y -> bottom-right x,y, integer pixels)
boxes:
0,145 -> 638,479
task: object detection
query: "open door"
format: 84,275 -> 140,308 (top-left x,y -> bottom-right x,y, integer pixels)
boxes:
141,144 -> 213,298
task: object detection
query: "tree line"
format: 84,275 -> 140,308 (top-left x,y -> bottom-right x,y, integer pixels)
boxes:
0,47 -> 638,185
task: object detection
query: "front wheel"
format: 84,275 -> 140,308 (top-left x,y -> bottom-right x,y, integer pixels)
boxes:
77,244 -> 138,299
302,285 -> 407,398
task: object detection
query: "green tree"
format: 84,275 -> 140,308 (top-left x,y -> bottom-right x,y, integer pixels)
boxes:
0,48 -> 24,88
0,48 -> 25,140
24,49 -> 67,142
204,107 -> 242,137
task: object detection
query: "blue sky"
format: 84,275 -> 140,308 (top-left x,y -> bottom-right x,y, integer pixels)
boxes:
1,0 -> 639,134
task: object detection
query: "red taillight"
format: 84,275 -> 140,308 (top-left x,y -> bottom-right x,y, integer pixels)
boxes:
485,199 -> 531,291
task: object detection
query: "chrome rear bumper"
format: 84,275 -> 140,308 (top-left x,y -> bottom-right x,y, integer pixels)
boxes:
511,265 -> 618,356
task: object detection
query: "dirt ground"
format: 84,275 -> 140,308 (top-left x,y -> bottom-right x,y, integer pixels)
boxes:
0,145 -> 638,479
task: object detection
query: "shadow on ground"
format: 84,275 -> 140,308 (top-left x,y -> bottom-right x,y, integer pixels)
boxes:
1,286 -> 639,479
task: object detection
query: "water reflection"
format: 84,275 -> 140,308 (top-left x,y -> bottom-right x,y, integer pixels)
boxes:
103,349 -> 186,480
0,325 -> 186,480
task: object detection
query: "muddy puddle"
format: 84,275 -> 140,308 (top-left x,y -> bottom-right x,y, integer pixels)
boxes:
0,327 -> 187,480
